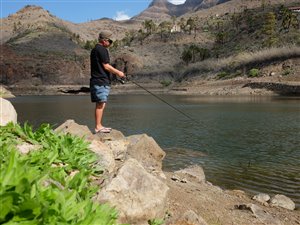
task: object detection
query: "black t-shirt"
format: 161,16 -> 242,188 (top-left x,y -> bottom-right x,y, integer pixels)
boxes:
90,44 -> 111,86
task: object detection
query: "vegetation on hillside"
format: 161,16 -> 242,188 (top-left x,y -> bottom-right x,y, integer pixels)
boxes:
2,1 -> 299,86
0,123 -> 119,225
108,3 -> 299,80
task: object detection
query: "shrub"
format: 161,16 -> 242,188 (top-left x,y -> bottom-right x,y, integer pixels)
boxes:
160,80 -> 172,87
0,123 -> 119,225
282,69 -> 292,76
148,218 -> 164,225
217,71 -> 229,79
248,68 -> 260,77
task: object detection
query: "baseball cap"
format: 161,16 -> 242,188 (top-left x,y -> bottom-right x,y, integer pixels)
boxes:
98,31 -> 113,44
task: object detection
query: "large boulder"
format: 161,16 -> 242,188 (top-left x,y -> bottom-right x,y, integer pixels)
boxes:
105,138 -> 129,161
126,134 -> 166,175
55,120 -> 93,139
174,210 -> 208,225
174,165 -> 206,183
0,97 -> 17,126
93,129 -> 125,142
97,158 -> 169,224
252,193 -> 270,205
0,86 -> 15,98
270,194 -> 296,210
89,140 -> 116,174
235,203 -> 282,225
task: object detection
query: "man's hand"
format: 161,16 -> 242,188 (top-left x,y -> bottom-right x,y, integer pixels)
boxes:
119,75 -> 129,84
118,71 -> 125,78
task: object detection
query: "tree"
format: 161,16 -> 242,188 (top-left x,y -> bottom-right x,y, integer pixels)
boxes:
181,47 -> 192,65
181,44 -> 210,64
137,29 -> 147,45
178,18 -> 186,32
215,31 -> 228,44
142,19 -> 156,34
186,17 -> 196,35
262,12 -> 277,47
188,44 -> 200,62
158,21 -> 172,39
279,6 -> 299,32
122,30 -> 135,46
84,39 -> 97,50
231,13 -> 241,30
198,48 -> 210,61
171,15 -> 177,26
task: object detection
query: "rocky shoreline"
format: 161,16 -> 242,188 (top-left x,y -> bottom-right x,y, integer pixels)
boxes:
36,120 -> 300,224
3,75 -> 300,97
1,98 -> 300,224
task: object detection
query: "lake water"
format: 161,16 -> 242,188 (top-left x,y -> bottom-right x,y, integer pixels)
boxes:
10,94 -> 300,208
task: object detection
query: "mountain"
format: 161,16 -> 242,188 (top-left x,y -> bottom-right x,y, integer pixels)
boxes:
0,5 -> 139,86
133,0 -> 231,21
1,0 -> 299,91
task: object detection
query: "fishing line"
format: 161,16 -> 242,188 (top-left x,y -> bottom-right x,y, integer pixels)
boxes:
117,73 -> 201,125
120,62 -> 200,124
130,80 -> 200,125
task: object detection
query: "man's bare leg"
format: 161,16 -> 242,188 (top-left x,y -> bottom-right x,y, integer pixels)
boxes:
95,102 -> 106,131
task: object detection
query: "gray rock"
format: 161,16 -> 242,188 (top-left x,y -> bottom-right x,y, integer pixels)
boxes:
105,138 -> 129,161
269,71 -> 276,76
270,194 -> 296,210
126,134 -> 166,174
0,86 -> 15,98
235,203 -> 282,225
89,140 -> 115,174
17,142 -> 40,154
252,193 -> 270,204
97,158 -> 169,224
93,129 -> 125,142
180,210 -> 208,225
55,120 -> 93,139
0,98 -> 17,126
174,165 -> 206,183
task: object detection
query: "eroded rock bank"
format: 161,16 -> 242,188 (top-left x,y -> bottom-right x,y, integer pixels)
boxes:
54,119 -> 299,225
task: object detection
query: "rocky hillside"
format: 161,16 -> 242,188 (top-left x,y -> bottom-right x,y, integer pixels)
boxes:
0,0 -> 299,93
0,5 -> 139,86
133,0 -> 231,21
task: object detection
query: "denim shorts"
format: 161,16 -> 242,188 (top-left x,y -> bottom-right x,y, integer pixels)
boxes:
90,85 -> 111,103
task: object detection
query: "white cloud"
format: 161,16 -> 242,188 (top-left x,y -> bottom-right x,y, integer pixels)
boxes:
168,0 -> 186,5
114,11 -> 130,21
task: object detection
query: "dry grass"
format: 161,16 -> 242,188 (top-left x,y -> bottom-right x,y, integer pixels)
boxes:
183,46 -> 300,75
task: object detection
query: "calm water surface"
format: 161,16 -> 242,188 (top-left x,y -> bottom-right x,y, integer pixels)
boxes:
10,95 -> 300,207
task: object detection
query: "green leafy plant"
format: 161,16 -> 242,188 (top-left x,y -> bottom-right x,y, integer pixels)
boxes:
148,218 -> 164,225
248,68 -> 260,77
160,80 -> 172,87
0,122 -> 118,225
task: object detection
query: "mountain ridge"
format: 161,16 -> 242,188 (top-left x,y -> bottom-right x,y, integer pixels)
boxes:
133,0 -> 231,21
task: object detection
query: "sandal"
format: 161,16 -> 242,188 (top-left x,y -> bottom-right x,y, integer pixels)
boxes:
94,127 -> 112,134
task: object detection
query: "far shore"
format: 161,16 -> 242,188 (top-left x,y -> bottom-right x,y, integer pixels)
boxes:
5,77 -> 300,97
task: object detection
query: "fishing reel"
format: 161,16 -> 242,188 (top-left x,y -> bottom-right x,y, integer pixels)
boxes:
118,75 -> 130,84
111,74 -> 130,85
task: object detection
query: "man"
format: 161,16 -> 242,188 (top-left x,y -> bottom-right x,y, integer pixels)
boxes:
90,31 -> 125,133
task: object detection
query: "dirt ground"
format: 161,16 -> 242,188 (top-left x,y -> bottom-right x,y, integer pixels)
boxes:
164,172 -> 300,225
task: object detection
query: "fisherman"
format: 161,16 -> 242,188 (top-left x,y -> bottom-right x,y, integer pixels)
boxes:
90,31 -> 125,133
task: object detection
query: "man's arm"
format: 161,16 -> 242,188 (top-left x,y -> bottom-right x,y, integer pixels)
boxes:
103,63 -> 125,78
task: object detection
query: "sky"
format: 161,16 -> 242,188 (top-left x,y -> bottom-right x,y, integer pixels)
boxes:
1,0 -> 186,23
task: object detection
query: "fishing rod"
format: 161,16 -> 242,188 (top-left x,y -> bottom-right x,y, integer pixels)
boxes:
118,75 -> 200,124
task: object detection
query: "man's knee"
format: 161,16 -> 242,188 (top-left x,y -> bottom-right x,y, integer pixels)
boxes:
96,102 -> 106,109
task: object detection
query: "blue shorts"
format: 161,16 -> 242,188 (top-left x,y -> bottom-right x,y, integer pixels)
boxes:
90,85 -> 111,103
